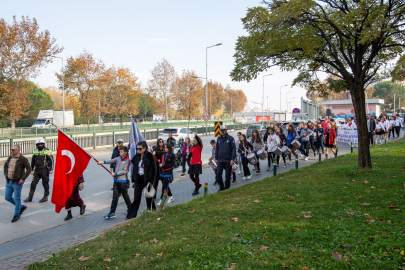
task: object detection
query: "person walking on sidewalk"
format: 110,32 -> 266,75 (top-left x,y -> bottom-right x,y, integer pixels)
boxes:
167,133 -> 176,147
209,140 -> 219,185
97,146 -> 132,220
24,138 -> 53,203
215,124 -> 236,191
181,137 -> 191,176
394,114 -> 402,138
126,141 -> 157,219
251,130 -> 263,175
367,114 -> 376,146
189,132 -> 203,196
324,122 -> 337,160
64,174 -> 86,221
152,138 -> 165,199
236,132 -> 244,175
154,143 -> 175,206
4,145 -> 32,223
109,139 -> 129,193
239,134 -> 253,180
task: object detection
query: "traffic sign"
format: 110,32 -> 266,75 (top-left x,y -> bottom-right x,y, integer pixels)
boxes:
204,111 -> 210,122
292,108 -> 301,113
214,121 -> 223,137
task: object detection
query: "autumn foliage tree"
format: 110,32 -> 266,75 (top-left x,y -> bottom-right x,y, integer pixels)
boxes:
204,81 -> 226,116
172,70 -> 204,124
0,16 -> 63,127
58,51 -> 105,125
147,58 -> 176,121
104,66 -> 141,124
224,89 -> 247,114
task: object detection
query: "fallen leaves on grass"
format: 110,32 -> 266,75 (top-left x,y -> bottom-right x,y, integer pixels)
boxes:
368,219 -> 376,223
157,218 -> 161,221
286,194 -> 294,199
332,252 -> 343,260
150,238 -> 158,243
124,223 -> 132,227
167,233 -> 171,235
360,203 -> 371,206
347,212 -> 355,215
302,267 -> 311,270
382,232 -> 390,236
362,180 -> 369,184
157,252 -> 163,257
371,186 -> 376,189
253,200 -> 260,203
219,235 -> 224,238
282,263 -> 289,268
189,209 -> 195,213
394,209 -> 402,212
121,231 -> 126,235
304,215 -> 312,219
259,246 -> 269,250
337,201 -> 343,204
295,228 -> 301,231
229,204 -> 235,207
387,205 -> 398,208
133,254 -> 141,257
78,256 -> 91,262
103,258 -> 111,262
231,217 -> 239,222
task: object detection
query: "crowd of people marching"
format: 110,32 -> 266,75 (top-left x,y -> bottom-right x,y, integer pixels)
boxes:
3,113 -> 404,223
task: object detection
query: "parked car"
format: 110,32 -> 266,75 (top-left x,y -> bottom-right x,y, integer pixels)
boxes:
246,124 -> 266,138
158,127 -> 194,144
153,119 -> 162,123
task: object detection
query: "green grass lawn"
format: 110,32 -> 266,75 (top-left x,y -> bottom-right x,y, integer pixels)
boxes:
31,140 -> 405,269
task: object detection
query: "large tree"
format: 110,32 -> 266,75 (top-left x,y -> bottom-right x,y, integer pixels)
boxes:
172,70 -> 204,124
147,58 -> 177,122
373,81 -> 405,112
204,81 -> 226,116
136,93 -> 159,120
231,1 -> 405,169
57,51 -> 105,125
224,89 -> 248,114
27,82 -> 55,118
0,16 -> 63,127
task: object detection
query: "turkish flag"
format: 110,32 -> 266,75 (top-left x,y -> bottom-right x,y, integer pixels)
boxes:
51,130 -> 91,213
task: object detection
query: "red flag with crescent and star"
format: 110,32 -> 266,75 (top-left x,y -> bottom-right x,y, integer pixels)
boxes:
51,130 -> 91,213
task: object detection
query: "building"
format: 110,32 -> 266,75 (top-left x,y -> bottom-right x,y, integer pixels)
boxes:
322,99 -> 384,116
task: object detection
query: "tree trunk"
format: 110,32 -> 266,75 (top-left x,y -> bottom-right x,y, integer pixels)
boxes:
120,114 -> 123,125
350,85 -> 372,170
11,119 -> 15,129
87,117 -> 90,126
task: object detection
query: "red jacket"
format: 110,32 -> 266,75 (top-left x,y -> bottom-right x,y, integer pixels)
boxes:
322,120 -> 330,131
324,128 -> 336,144
190,144 -> 203,165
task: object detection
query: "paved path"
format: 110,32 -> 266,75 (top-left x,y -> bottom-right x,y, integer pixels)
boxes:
0,132 -> 402,270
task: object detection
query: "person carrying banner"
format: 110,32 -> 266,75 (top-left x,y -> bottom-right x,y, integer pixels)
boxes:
24,138 -> 53,203
97,146 -> 131,219
126,141 -> 157,219
154,143 -> 175,206
188,132 -> 203,196
215,124 -> 236,191
64,174 -> 86,221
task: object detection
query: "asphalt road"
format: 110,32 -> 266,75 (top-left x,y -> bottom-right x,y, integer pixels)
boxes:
0,131 -> 240,245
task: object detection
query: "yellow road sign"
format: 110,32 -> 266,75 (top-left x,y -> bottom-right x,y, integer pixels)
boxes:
214,121 -> 223,137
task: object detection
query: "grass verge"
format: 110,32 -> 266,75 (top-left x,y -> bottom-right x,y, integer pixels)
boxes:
31,140 -> 405,269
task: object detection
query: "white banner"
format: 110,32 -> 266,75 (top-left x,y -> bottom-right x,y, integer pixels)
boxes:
336,129 -> 358,143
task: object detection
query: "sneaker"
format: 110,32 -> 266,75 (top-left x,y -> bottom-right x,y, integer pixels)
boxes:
247,175 -> 252,180
283,163 -> 286,168
166,196 -> 174,204
266,168 -> 271,172
242,176 -> 247,180
213,181 -> 218,186
80,204 -> 86,215
304,157 -> 308,161
157,200 -> 162,206
299,154 -> 303,158
255,170 -> 261,175
181,173 -> 186,176
104,212 -> 116,219
19,205 -> 28,216
11,215 -> 20,223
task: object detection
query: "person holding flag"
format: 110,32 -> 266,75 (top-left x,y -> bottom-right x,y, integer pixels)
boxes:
97,146 -> 132,219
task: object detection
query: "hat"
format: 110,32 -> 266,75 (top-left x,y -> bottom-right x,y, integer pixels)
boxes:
220,124 -> 228,130
117,139 -> 123,143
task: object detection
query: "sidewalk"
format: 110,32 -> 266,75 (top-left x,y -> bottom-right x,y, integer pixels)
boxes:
0,137 -> 400,270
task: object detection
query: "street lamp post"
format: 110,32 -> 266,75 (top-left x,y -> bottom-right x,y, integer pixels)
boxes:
280,85 -> 287,113
52,56 -> 65,128
286,91 -> 291,112
394,94 -> 396,114
289,97 -> 295,112
206,43 -> 222,133
262,74 -> 272,126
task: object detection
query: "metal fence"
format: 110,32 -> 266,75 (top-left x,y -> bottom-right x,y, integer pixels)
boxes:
0,120 -> 235,139
0,122 -> 267,158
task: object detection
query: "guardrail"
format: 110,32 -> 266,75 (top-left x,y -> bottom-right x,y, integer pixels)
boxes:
0,120 -> 236,139
0,122 -> 268,158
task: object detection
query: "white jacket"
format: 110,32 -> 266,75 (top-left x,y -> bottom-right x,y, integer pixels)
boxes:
376,122 -> 383,130
267,134 -> 280,152
389,120 -> 395,129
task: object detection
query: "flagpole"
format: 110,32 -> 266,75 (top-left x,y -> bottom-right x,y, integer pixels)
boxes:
52,124 -> 112,174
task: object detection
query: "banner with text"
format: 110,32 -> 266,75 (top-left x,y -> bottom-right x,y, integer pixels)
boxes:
336,129 -> 358,144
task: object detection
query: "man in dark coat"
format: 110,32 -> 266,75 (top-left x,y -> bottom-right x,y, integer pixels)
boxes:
215,124 -> 236,191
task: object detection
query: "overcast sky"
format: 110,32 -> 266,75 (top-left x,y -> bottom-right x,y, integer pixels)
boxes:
1,0 -> 308,112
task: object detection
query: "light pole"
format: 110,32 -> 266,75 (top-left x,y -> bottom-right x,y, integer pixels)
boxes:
394,93 -> 396,114
280,85 -> 287,113
399,97 -> 401,114
262,74 -> 272,125
286,91 -> 291,112
206,43 -> 222,119
267,96 -> 268,112
289,97 -> 295,112
52,56 -> 65,128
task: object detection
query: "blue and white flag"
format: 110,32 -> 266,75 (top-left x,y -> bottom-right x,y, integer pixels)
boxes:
129,118 -> 147,161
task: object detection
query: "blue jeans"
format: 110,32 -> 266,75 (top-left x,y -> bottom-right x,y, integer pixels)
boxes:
5,180 -> 23,216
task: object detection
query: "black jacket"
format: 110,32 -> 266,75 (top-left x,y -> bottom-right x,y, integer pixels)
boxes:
155,151 -> 175,176
110,146 -> 120,169
131,151 -> 156,184
167,137 -> 176,147
215,134 -> 236,163
368,119 -> 376,132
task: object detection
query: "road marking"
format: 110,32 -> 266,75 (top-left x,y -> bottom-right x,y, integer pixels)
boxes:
92,191 -> 110,196
24,208 -> 54,217
85,170 -> 90,172
0,187 -> 4,190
